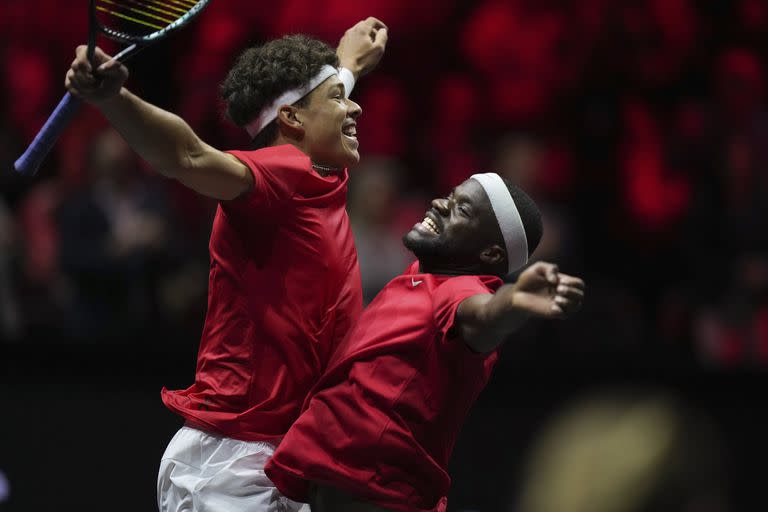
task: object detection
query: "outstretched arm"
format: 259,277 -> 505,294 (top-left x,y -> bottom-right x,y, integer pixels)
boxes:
66,45 -> 251,201
456,262 -> 585,353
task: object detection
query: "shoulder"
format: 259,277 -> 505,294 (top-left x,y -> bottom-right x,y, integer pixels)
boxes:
432,274 -> 503,302
429,274 -> 504,347
429,274 -> 503,327
227,144 -> 311,175
228,145 -> 349,199
224,145 -> 314,205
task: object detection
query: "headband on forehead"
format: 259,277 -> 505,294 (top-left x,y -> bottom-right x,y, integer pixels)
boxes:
470,173 -> 529,274
244,65 -> 356,138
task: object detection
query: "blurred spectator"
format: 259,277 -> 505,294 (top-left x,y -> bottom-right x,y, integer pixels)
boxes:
515,392 -> 728,512
268,0 -> 452,43
0,200 -> 21,341
681,48 -> 768,364
492,133 -> 580,270
614,0 -> 699,88
687,147 -> 768,365
356,77 -> 408,158
56,130 -> 174,340
15,180 -> 61,338
428,74 -> 483,195
714,49 -> 765,130
737,0 -> 768,41
348,158 -> 413,304
461,1 -> 568,123
620,100 -> 691,234
2,46 -> 54,143
175,5 -> 249,146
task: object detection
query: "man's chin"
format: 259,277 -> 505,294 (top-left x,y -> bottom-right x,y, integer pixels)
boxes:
329,152 -> 358,170
402,230 -> 440,256
339,140 -> 360,167
403,230 -> 418,251
317,145 -> 359,170
346,150 -> 360,167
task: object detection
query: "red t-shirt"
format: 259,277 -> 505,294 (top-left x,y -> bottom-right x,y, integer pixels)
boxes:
266,262 -> 503,512
161,144 -> 362,442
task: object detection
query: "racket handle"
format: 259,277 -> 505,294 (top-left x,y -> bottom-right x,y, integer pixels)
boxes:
14,92 -> 83,176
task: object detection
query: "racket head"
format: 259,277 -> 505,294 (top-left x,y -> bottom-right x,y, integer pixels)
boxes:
93,0 -> 211,44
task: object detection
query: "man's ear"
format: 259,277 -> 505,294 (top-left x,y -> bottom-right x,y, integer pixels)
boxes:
276,105 -> 304,139
480,245 -> 505,266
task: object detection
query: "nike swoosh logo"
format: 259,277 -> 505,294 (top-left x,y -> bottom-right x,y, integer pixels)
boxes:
411,278 -> 423,287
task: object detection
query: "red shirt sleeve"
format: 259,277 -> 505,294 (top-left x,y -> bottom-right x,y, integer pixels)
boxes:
225,146 -> 309,215
432,275 -> 503,347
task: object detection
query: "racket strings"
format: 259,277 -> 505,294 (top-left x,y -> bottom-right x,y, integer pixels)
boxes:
154,0 -> 198,10
95,0 -> 197,31
122,0 -> 188,17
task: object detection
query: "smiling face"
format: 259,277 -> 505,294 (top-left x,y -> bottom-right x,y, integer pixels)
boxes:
403,178 -> 508,275
293,76 -> 362,169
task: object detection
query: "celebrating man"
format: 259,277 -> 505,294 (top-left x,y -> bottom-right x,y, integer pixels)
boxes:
266,174 -> 585,511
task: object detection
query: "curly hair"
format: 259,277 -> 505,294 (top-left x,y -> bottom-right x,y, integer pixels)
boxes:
220,35 -> 339,148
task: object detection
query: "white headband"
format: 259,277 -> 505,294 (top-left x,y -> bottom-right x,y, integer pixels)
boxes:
470,173 -> 529,274
244,65 -> 356,138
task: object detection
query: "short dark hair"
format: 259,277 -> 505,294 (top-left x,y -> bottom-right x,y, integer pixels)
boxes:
503,178 -> 543,257
220,34 -> 339,148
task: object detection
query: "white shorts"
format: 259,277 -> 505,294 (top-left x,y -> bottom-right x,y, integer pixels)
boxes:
157,426 -> 310,512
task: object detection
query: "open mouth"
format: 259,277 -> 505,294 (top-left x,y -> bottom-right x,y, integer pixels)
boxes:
341,121 -> 357,141
419,214 -> 441,235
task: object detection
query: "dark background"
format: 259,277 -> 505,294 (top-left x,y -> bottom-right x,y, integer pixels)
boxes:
1,0 -> 767,510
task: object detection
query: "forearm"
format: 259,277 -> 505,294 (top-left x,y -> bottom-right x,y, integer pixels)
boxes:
96,88 -> 203,178
458,285 -> 530,353
480,285 -> 530,334
458,263 -> 585,352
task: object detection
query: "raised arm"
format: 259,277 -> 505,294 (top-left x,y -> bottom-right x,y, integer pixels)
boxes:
66,45 -> 251,201
456,262 -> 585,353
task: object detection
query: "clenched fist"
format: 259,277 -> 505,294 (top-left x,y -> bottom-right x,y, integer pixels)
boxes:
337,17 -> 388,79
65,45 -> 129,104
511,262 -> 585,318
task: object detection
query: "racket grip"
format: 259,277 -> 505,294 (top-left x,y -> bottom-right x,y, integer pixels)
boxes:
14,92 -> 83,176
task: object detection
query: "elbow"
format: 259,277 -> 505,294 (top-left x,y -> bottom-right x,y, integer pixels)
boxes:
463,337 -> 499,355
158,164 -> 182,180
162,138 -> 203,180
460,322 -> 501,354
148,150 -> 187,180
464,333 -> 501,354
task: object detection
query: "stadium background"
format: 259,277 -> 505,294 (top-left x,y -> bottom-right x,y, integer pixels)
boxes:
1,0 -> 767,510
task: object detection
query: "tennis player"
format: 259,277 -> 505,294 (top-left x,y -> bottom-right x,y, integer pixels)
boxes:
65,18 -> 388,512
265,173 -> 585,512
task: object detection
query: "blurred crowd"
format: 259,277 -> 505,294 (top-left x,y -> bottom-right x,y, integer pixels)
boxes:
1,0 -> 768,367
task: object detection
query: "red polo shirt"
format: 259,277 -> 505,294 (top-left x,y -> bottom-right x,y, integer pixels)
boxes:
162,144 -> 362,442
266,262 -> 503,512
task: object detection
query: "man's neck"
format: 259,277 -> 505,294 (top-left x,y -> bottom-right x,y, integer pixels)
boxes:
268,139 -> 340,177
417,260 -> 502,277
311,161 -> 341,176
417,261 -> 473,276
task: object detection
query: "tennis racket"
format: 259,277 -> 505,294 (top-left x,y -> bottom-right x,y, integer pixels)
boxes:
14,0 -> 212,176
